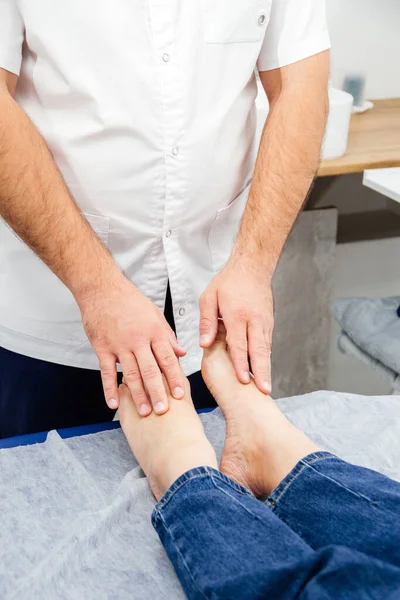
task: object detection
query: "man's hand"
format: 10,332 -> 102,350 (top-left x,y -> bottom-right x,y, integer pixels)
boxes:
0,71 -> 186,417
199,257 -> 273,394
78,272 -> 186,416
198,52 -> 329,394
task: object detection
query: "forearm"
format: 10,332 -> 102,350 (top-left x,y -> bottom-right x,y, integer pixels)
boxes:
0,88 -> 119,301
234,59 -> 329,275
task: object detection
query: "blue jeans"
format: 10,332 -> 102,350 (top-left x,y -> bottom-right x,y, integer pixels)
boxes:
152,452 -> 400,599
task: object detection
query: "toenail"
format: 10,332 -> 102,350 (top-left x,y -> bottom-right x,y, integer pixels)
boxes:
139,404 -> 152,416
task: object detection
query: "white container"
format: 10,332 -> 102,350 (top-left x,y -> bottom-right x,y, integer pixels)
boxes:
322,88 -> 354,160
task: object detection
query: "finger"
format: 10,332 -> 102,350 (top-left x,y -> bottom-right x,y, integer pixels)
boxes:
167,329 -> 187,357
120,353 -> 152,417
215,320 -> 228,344
204,320 -> 227,362
135,348 -> 169,415
199,289 -> 219,347
248,320 -> 272,394
225,312 -> 251,384
99,354 -> 119,409
152,339 -> 185,399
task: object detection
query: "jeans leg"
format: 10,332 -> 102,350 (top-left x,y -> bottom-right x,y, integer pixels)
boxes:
268,452 -> 400,569
0,346 -> 117,438
152,467 -> 400,600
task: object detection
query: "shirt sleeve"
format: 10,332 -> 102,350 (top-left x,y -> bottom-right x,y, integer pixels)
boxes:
0,0 -> 24,76
257,0 -> 330,72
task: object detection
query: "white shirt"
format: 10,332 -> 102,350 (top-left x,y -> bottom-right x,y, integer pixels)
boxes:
0,0 -> 330,375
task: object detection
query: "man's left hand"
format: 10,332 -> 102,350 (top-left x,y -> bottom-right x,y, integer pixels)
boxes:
199,257 -> 273,394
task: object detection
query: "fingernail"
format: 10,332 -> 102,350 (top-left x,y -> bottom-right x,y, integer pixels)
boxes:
173,387 -> 184,399
108,398 -> 118,409
139,404 -> 152,417
263,381 -> 271,392
155,401 -> 167,413
200,335 -> 210,345
243,372 -> 251,384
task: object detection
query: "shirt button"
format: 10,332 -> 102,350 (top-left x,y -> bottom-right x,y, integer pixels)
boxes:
179,308 -> 185,317
165,230 -> 172,238
258,13 -> 266,26
162,53 -> 170,62
172,147 -> 179,156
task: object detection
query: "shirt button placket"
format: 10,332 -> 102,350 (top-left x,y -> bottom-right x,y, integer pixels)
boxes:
157,7 -> 186,335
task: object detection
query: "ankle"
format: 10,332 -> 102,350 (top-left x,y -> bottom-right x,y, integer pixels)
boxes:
153,440 -> 218,499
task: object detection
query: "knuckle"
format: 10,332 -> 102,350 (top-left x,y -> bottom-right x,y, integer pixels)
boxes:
103,387 -> 116,398
251,312 -> 263,324
151,331 -> 166,345
253,345 -> 270,358
199,316 -> 214,330
100,367 -> 115,380
234,308 -> 248,322
141,364 -> 160,380
131,335 -> 148,350
231,339 -> 248,353
159,352 -> 176,369
95,339 -> 110,352
200,292 -> 215,309
123,368 -> 141,383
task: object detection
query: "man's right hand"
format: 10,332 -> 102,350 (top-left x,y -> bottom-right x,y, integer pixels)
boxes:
78,273 -> 186,416
0,70 -> 185,417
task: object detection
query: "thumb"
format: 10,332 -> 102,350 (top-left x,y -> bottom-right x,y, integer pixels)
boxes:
166,326 -> 186,357
199,288 -> 219,347
170,335 -> 187,357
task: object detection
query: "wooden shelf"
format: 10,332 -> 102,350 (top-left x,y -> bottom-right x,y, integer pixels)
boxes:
318,98 -> 400,177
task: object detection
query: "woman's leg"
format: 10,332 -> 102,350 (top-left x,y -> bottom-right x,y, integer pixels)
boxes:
267,453 -> 400,570
202,325 -> 400,569
119,377 -> 400,600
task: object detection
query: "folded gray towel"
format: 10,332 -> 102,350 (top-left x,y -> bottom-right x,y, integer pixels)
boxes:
337,331 -> 397,383
332,296 -> 400,376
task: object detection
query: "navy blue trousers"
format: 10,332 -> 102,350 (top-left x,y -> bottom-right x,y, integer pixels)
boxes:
0,286 -> 215,438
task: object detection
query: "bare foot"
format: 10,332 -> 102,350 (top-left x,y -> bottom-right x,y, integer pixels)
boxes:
119,379 -> 217,501
202,324 -> 319,497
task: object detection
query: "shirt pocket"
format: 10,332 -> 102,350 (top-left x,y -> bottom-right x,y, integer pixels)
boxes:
208,183 -> 251,273
201,0 -> 272,44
